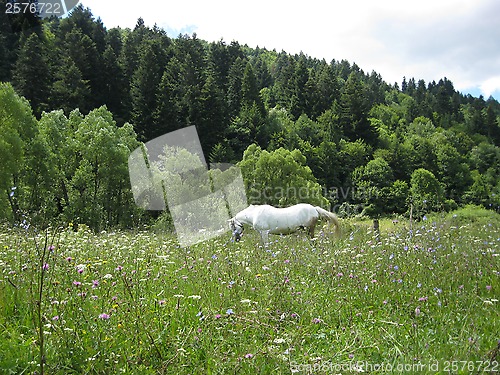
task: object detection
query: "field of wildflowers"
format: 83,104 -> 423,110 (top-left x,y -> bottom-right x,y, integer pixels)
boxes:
0,206 -> 499,374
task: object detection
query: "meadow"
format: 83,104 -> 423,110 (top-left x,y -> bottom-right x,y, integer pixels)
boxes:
0,206 -> 499,374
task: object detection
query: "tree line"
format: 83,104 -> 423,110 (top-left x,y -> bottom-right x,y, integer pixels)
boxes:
1,3 -> 500,229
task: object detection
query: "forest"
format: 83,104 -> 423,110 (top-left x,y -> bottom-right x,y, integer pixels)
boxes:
1,3 -> 500,230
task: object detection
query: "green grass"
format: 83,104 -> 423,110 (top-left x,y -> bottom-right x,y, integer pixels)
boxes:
0,207 -> 499,374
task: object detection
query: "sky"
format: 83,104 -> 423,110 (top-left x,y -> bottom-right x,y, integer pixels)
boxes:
79,0 -> 500,100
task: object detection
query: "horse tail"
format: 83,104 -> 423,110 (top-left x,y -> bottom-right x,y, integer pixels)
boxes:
314,206 -> 340,236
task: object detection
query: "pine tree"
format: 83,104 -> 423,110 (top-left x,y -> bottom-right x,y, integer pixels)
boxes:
121,18 -> 149,78
154,64 -> 182,137
290,57 -> 309,119
12,32 -> 50,115
253,57 -> 272,90
338,72 -> 377,145
273,53 -> 296,109
57,5 -> 109,106
208,40 -> 231,90
106,27 -> 124,56
62,28 -> 103,109
197,71 -> 226,155
102,45 -> 127,122
485,103 -> 500,145
241,62 -> 265,116
173,34 -> 208,127
227,57 -> 246,118
401,77 -> 408,93
50,56 -> 91,114
130,41 -> 162,140
313,63 -> 339,118
0,3 -> 17,81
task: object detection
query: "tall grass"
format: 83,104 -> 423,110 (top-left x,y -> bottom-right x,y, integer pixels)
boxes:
0,206 -> 499,374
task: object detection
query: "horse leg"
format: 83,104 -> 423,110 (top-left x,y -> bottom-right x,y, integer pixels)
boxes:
308,218 -> 318,238
259,230 -> 269,247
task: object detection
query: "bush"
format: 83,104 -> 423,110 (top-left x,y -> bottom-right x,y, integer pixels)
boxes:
410,168 -> 444,218
445,205 -> 500,226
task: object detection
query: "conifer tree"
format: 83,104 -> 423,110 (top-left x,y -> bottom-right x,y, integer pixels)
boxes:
290,57 -> 309,119
227,57 -> 246,118
50,57 -> 90,114
241,62 -> 265,116
338,72 -> 377,145
130,41 -> 162,140
102,45 -> 127,122
197,71 -> 226,155
155,63 -> 182,137
12,32 -> 50,115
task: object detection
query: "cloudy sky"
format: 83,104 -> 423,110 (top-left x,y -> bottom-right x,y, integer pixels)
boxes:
80,0 -> 500,100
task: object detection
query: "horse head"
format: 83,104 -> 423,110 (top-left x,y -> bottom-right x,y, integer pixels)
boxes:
228,218 -> 244,242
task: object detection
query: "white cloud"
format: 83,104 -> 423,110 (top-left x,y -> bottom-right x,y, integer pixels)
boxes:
80,0 -> 500,99
481,76 -> 500,99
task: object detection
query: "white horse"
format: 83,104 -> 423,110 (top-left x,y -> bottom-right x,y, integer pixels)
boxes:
229,203 -> 340,244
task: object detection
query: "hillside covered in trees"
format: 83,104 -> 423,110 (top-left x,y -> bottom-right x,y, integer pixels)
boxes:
1,4 -> 500,230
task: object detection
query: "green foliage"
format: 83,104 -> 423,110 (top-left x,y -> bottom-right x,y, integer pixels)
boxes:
0,82 -> 38,220
11,106 -> 140,230
239,145 -> 328,207
445,204 -> 500,226
130,41 -> 163,140
62,107 -> 139,230
469,142 -> 500,174
462,170 -> 495,208
50,56 -> 91,114
1,5 -> 500,225
337,139 -> 372,184
12,32 -> 50,115
337,72 -> 378,145
410,168 -> 444,218
353,157 -> 394,189
352,158 -> 398,217
433,136 -> 471,200
387,179 -> 410,214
